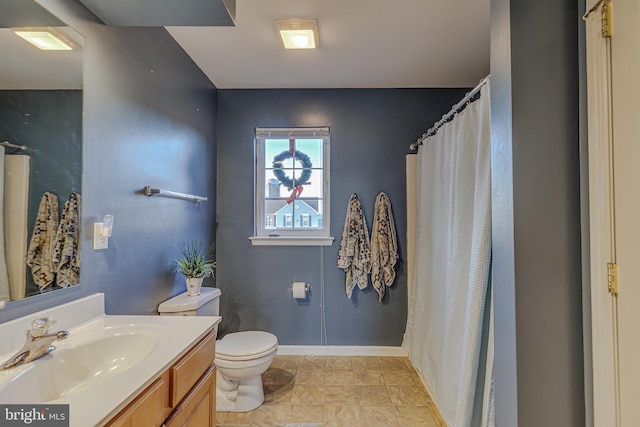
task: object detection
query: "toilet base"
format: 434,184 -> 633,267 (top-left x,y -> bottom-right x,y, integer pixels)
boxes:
216,373 -> 264,412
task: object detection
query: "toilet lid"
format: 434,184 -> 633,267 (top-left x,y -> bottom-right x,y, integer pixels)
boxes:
216,331 -> 278,359
157,287 -> 221,313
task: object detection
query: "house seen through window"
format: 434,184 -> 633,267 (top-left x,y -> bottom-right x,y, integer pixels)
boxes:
254,127 -> 330,243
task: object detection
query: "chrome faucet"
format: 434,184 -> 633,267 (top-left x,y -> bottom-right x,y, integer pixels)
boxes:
1,317 -> 69,370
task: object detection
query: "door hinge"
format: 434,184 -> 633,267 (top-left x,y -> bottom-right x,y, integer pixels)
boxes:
602,0 -> 612,37
607,262 -> 618,294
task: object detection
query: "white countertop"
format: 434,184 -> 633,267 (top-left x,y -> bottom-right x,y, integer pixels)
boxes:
0,294 -> 221,427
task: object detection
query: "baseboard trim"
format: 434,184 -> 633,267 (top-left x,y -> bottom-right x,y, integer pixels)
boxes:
277,345 -> 407,357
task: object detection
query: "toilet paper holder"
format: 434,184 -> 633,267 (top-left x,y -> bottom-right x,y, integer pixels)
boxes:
290,282 -> 310,298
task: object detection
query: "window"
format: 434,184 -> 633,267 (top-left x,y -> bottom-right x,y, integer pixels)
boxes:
265,215 -> 276,228
252,127 -> 333,246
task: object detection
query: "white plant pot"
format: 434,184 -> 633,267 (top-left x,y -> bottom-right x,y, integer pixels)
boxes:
186,277 -> 204,296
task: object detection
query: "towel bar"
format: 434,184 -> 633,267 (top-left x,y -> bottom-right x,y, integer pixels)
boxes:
143,186 -> 207,203
1,141 -> 27,151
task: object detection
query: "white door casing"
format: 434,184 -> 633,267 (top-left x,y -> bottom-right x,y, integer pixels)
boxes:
586,0 -> 640,425
609,0 -> 640,425
585,1 -> 617,423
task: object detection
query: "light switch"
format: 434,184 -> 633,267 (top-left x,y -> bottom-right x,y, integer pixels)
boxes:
93,222 -> 108,250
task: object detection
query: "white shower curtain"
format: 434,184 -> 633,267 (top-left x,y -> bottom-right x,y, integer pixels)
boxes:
402,83 -> 493,427
0,147 -> 11,302
4,154 -> 30,300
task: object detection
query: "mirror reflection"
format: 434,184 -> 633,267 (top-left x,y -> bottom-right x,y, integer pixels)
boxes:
0,1 -> 83,302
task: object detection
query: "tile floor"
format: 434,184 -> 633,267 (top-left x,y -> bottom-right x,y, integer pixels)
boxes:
216,355 -> 446,427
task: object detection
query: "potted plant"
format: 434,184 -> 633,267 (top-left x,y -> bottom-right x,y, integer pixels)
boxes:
175,240 -> 216,296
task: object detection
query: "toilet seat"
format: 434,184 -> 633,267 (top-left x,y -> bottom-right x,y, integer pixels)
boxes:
216,331 -> 278,362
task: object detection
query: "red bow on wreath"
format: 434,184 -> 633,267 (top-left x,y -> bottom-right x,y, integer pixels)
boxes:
287,185 -> 304,204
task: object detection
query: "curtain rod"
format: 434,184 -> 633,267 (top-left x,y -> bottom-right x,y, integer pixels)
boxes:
0,141 -> 27,151
410,75 -> 490,151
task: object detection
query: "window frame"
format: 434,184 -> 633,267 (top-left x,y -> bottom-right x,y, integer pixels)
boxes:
252,127 -> 333,246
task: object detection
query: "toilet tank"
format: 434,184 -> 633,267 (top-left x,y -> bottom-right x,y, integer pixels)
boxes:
158,287 -> 221,316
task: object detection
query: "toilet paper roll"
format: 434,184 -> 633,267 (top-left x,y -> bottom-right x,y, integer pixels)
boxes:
292,282 -> 307,299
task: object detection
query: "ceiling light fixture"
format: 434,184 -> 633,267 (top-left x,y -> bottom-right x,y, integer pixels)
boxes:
12,27 -> 79,51
274,18 -> 319,49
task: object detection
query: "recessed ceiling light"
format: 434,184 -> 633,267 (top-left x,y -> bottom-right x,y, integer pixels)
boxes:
274,19 -> 319,49
12,27 -> 79,51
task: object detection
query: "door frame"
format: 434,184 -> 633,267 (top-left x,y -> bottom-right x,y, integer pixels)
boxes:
585,0 -> 619,425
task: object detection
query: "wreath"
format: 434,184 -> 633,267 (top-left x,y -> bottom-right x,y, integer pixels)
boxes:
272,150 -> 312,190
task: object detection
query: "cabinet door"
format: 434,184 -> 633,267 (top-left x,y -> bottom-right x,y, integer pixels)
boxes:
165,366 -> 216,427
170,333 -> 216,407
106,376 -> 166,427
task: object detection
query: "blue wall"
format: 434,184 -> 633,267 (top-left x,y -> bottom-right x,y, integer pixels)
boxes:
216,88 -> 467,345
80,23 -> 218,315
490,0 -> 584,425
0,0 -> 217,321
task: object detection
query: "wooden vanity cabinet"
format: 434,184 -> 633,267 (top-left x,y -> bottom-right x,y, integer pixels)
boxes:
105,374 -> 168,427
106,330 -> 217,427
164,366 -> 215,427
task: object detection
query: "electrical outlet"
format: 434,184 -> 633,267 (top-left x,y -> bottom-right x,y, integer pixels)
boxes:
93,222 -> 108,250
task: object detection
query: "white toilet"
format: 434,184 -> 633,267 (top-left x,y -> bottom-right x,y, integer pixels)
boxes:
158,287 -> 278,412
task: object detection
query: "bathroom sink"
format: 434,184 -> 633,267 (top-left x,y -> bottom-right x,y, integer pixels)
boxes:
0,295 -> 220,427
0,325 -> 167,404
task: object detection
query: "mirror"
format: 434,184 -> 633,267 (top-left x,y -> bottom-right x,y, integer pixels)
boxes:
0,0 -> 83,302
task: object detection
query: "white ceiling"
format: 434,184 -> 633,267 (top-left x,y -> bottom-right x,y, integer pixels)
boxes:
167,0 -> 490,89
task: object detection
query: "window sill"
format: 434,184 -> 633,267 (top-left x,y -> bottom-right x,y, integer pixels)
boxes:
249,236 -> 335,246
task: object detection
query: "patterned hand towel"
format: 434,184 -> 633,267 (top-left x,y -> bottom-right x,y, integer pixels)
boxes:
371,192 -> 398,301
26,192 -> 59,290
53,192 -> 81,287
337,193 -> 371,299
